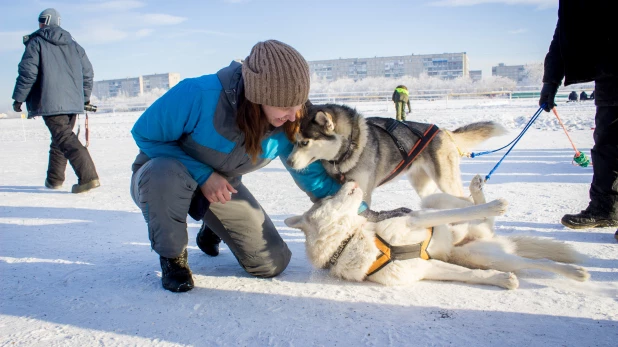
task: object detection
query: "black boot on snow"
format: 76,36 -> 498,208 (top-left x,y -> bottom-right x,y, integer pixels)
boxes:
196,222 -> 221,257
71,179 -> 100,194
561,209 -> 618,229
45,178 -> 63,189
160,249 -> 194,293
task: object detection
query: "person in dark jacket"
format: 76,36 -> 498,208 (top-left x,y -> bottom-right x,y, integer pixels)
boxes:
580,91 -> 588,101
568,90 -> 578,102
12,8 -> 99,194
392,85 -> 411,121
130,40 -> 368,292
538,0 -> 618,237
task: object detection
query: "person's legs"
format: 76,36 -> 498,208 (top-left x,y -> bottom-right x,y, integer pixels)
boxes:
562,105 -> 618,228
46,139 -> 67,188
396,102 -> 403,121
43,115 -> 99,192
203,183 -> 292,278
131,157 -> 198,292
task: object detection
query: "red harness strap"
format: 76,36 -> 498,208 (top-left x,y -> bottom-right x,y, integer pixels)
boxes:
378,123 -> 441,186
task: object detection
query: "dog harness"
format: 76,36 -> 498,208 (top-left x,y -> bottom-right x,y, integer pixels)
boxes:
327,228 -> 434,276
368,119 -> 441,186
366,228 -> 434,277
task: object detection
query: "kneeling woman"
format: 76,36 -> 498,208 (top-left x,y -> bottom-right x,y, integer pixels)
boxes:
130,40 -> 342,292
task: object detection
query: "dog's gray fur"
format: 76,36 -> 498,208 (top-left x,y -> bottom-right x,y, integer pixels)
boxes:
287,103 -> 508,206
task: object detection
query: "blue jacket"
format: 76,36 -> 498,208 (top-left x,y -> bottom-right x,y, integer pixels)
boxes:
12,25 -> 93,118
131,61 -> 341,201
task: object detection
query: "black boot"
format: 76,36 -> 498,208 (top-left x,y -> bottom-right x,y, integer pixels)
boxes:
159,249 -> 194,292
561,209 -> 618,229
71,179 -> 100,193
45,178 -> 63,189
196,222 -> 221,257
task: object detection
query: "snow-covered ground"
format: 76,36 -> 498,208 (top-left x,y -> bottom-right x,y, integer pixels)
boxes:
1,98 -> 616,346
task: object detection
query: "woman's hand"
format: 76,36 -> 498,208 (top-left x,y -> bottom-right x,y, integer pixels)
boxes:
200,172 -> 238,204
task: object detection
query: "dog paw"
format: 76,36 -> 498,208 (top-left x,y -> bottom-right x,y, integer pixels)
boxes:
469,174 -> 484,194
564,265 -> 591,282
487,198 -> 508,216
498,272 -> 519,290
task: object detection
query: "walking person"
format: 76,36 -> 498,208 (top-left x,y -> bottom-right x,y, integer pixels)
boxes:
12,8 -> 100,193
130,40 -> 354,292
392,85 -> 411,121
538,0 -> 617,239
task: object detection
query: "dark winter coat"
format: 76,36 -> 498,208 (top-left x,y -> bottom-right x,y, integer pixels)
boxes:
543,0 -> 616,87
12,25 -> 93,118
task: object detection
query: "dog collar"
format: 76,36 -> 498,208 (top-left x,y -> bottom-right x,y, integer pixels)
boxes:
328,234 -> 354,267
327,114 -> 359,174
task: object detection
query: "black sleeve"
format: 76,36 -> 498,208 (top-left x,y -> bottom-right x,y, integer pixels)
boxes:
542,19 -> 565,85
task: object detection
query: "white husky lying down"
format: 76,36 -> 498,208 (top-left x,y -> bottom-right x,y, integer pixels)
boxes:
284,175 -> 590,289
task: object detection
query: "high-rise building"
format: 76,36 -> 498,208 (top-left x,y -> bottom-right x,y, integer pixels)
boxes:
143,73 -> 181,93
308,53 -> 469,81
93,73 -> 180,99
92,76 -> 143,99
492,63 -> 526,83
469,70 -> 482,82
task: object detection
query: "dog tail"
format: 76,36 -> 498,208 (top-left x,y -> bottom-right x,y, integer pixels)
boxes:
448,121 -> 508,150
508,235 -> 584,264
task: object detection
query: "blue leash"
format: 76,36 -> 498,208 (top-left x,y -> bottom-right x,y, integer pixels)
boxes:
481,105 -> 545,181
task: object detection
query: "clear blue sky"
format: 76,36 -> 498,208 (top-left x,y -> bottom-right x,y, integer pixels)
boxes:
0,0 -> 558,108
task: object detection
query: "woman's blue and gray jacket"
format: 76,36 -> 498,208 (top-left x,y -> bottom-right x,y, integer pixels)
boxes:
131,61 -> 341,206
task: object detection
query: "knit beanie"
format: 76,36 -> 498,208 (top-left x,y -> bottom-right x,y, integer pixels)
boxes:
39,8 -> 61,26
242,40 -> 310,107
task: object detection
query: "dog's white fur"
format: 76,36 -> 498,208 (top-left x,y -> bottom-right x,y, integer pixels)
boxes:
285,176 -> 590,289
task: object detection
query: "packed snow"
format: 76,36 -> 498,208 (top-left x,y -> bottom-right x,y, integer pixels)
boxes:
1,98 -> 616,346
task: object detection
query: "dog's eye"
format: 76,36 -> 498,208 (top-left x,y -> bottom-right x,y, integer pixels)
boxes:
299,140 -> 309,147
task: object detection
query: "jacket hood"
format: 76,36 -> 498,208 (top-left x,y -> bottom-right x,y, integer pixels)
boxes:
216,61 -> 245,107
30,25 -> 73,46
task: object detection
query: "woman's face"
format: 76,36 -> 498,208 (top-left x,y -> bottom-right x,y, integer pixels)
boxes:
262,104 -> 302,127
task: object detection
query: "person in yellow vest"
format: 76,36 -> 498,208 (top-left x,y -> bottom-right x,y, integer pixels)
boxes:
392,85 -> 411,121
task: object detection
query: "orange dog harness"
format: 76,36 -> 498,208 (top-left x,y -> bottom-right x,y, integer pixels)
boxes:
366,228 -> 433,277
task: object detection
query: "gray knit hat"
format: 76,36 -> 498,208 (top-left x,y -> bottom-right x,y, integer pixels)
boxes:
242,40 -> 310,107
39,8 -> 61,26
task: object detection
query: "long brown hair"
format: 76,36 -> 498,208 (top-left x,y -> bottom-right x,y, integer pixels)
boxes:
236,93 -> 305,163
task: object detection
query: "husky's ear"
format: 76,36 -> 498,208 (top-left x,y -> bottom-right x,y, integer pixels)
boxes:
315,111 -> 335,132
284,215 -> 305,229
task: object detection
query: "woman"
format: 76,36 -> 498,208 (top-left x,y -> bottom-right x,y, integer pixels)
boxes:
130,40 -> 343,292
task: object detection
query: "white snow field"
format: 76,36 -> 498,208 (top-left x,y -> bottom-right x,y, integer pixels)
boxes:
1,98 -> 616,346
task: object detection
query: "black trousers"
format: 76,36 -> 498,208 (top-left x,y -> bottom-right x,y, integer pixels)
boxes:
589,105 -> 618,219
43,114 -> 98,185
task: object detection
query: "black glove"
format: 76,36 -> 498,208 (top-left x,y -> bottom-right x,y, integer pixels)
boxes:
539,83 -> 559,112
12,101 -> 22,113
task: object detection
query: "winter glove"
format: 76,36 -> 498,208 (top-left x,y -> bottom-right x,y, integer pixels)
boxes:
12,101 -> 22,112
539,83 -> 559,112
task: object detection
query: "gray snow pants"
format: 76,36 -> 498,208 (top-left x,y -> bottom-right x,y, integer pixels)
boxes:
130,155 -> 292,278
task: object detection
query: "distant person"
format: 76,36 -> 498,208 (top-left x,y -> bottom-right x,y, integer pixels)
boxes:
580,91 -> 588,100
538,0 -> 617,236
590,91 -> 595,100
568,90 -> 578,102
392,85 -> 411,121
12,8 -> 100,194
